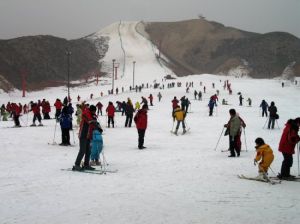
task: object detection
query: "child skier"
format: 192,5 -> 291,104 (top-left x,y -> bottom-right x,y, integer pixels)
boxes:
254,138 -> 274,179
172,105 -> 187,135
89,123 -> 103,166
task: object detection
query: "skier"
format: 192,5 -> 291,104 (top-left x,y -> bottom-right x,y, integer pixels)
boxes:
224,109 -> 245,157
194,90 -> 198,100
208,97 -> 217,116
12,103 -> 22,127
222,99 -> 228,105
172,105 -> 187,135
277,118 -> 300,179
260,100 -> 268,117
89,124 -> 103,166
75,104 -> 82,127
30,102 -> 43,126
135,101 -> 140,111
54,99 -> 63,121
239,94 -> 244,106
198,91 -> 202,101
125,99 -> 134,127
247,98 -> 252,107
96,101 -> 103,116
43,101 -> 51,119
141,97 -> 148,109
172,97 -> 179,112
148,94 -> 154,106
157,92 -> 162,102
253,137 -> 274,179
59,106 -> 72,146
106,102 -> 115,128
73,105 -> 97,171
134,104 -> 148,149
268,102 -> 277,129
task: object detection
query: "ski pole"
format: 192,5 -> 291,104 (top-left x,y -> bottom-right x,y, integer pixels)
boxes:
52,121 -> 57,144
72,129 -> 76,145
214,127 -> 225,151
276,120 -> 280,129
268,165 -> 277,177
262,118 -> 268,129
171,119 -> 175,132
297,143 -> 300,176
243,128 -> 248,152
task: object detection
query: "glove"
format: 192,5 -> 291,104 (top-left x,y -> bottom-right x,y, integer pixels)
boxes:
253,159 -> 257,166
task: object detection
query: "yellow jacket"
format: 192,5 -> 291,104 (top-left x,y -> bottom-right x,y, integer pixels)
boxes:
135,102 -> 140,110
173,108 -> 185,121
255,144 -> 274,167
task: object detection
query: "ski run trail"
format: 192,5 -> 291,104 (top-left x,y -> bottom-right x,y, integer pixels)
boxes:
1,21 -> 300,224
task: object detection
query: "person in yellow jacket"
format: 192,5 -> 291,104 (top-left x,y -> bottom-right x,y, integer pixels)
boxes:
135,101 -> 140,111
172,105 -> 186,135
254,137 -> 274,179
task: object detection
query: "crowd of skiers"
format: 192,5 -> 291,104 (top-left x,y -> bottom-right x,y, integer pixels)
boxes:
1,78 -> 299,181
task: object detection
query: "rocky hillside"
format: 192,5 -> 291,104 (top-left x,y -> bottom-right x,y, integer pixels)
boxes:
144,19 -> 300,78
0,35 -> 102,90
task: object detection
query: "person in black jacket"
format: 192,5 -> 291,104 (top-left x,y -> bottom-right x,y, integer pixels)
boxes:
125,99 -> 135,127
260,100 -> 268,117
268,101 -> 277,129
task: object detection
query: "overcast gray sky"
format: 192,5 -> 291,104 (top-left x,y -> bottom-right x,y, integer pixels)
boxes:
0,0 -> 299,39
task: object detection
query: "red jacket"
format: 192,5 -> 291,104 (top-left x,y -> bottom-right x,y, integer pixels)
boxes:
172,99 -> 179,109
134,109 -> 147,130
278,122 -> 300,154
31,104 -> 40,115
43,102 -> 51,113
79,108 -> 93,139
106,105 -> 115,117
54,100 -> 63,110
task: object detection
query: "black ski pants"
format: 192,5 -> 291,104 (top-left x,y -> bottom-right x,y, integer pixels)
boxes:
61,128 -> 70,144
229,135 -> 240,156
125,114 -> 133,127
268,118 -> 275,129
280,153 -> 293,177
138,129 -> 146,148
108,116 -> 114,127
75,138 -> 91,167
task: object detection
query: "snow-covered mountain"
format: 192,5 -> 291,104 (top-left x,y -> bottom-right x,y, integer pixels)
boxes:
87,21 -> 175,88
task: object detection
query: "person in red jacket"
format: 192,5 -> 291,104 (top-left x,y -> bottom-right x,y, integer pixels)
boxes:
171,97 -> 179,112
54,99 -> 63,121
134,104 -> 148,149
12,103 -> 22,127
278,118 -> 300,179
30,102 -> 43,126
42,101 -> 51,119
106,102 -> 115,128
73,105 -> 97,171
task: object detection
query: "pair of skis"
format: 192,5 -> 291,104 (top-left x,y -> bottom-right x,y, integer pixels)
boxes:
238,174 -> 300,184
61,168 -> 118,175
238,174 -> 281,185
170,128 -> 190,135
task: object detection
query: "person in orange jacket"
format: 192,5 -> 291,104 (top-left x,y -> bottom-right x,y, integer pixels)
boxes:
254,138 -> 274,179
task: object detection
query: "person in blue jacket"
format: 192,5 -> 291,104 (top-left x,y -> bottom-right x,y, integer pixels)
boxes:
59,106 -> 72,146
90,123 -> 103,166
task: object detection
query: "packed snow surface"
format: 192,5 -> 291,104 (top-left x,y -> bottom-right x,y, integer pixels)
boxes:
1,74 -> 300,224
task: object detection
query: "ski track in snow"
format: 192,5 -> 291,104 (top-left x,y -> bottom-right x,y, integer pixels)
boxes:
1,22 -> 300,224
